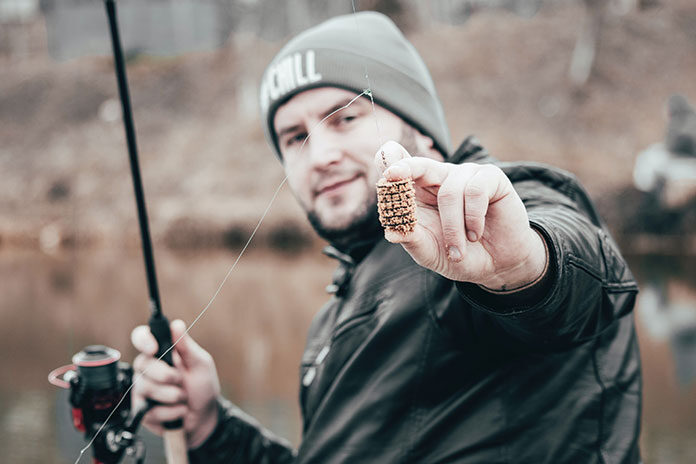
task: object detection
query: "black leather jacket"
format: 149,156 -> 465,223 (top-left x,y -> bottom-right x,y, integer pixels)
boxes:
189,138 -> 641,463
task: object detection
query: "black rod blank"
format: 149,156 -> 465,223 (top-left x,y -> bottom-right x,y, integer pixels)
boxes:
104,0 -> 162,318
103,3 -> 181,432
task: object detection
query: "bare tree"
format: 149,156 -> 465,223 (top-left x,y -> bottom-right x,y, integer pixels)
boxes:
568,0 -> 605,88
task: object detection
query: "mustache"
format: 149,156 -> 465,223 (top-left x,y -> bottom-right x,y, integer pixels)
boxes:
311,169 -> 364,196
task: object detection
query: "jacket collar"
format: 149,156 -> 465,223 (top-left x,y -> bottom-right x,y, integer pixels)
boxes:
449,135 -> 489,165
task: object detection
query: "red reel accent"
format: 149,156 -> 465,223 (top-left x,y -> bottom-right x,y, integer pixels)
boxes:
48,364 -> 75,389
72,407 -> 86,432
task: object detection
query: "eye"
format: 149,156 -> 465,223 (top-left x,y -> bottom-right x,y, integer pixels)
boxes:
336,114 -> 358,127
284,132 -> 307,148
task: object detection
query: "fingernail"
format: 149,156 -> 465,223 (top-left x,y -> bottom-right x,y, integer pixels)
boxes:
467,231 -> 478,242
447,245 -> 462,262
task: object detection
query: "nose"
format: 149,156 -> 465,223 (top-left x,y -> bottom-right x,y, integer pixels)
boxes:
307,127 -> 343,170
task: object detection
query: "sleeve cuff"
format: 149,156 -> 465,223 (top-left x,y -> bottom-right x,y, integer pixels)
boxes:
455,222 -> 561,314
187,398 -> 228,462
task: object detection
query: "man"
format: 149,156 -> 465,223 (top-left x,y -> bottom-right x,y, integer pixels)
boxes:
132,12 -> 642,463
666,94 -> 696,158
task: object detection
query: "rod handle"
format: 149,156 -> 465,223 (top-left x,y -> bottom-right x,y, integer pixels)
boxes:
163,429 -> 190,464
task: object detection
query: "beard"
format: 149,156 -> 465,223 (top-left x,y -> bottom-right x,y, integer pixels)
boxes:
306,194 -> 382,249
305,122 -> 421,249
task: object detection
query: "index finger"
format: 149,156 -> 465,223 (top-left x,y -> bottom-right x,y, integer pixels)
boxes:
131,324 -> 158,356
374,140 -> 412,176
376,141 -> 451,187
384,156 -> 450,188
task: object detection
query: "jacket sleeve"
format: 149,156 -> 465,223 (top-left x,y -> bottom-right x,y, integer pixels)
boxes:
455,161 -> 639,347
188,397 -> 297,464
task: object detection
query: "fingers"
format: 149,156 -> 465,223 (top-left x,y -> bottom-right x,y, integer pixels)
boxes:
131,325 -> 158,356
374,140 -> 411,175
147,404 -> 189,423
142,404 -> 189,436
375,140 -> 449,187
437,168 -> 468,261
131,319 -> 207,437
384,156 -> 450,187
132,353 -> 187,421
375,141 -> 515,271
463,166 -> 500,242
133,353 -> 184,385
169,319 -> 212,370
135,377 -> 187,405
438,166 -> 502,259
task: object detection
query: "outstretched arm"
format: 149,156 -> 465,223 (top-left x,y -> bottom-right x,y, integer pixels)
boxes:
376,140 -> 638,345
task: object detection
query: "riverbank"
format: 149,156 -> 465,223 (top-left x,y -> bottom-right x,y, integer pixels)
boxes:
2,0 -> 695,253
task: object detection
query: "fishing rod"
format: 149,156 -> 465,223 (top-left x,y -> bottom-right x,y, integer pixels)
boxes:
48,1 -> 188,463
103,0 -> 188,460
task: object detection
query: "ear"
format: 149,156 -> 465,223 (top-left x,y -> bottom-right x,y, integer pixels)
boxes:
414,131 -> 444,162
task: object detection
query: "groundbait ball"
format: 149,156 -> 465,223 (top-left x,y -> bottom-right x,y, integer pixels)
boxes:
376,177 -> 417,234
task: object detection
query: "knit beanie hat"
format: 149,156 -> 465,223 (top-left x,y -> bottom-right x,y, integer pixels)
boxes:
259,11 -> 451,159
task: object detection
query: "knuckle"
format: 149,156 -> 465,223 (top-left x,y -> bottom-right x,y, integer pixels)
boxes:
482,164 -> 502,176
441,223 -> 463,242
149,405 -> 170,422
160,366 -> 181,385
133,380 -> 152,399
464,183 -> 485,198
132,355 -> 145,372
437,186 -> 460,205
464,211 -> 484,222
165,385 -> 186,403
441,222 -> 459,234
132,383 -> 145,399
202,351 -> 214,365
465,199 -> 487,217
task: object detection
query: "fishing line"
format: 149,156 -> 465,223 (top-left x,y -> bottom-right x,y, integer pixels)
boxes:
74,3 -> 382,460
72,88 -> 372,464
351,0 -> 385,149
72,175 -> 288,464
151,90 -> 372,355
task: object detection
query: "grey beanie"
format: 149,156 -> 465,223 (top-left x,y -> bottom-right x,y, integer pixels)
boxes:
259,11 -> 451,159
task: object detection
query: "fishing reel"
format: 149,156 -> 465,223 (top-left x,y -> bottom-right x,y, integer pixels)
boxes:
49,345 -> 147,464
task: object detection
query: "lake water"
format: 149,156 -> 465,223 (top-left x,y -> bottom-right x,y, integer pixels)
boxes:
1,248 -> 694,463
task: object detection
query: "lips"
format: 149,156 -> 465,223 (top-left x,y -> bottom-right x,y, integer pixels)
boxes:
314,174 -> 361,197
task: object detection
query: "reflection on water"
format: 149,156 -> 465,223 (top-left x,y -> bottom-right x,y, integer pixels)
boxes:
628,255 -> 696,464
0,250 -> 694,463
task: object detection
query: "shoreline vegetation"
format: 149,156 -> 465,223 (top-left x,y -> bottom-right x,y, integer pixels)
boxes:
2,1 -> 696,255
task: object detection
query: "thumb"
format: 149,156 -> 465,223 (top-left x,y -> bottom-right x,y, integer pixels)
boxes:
170,319 -> 206,369
131,324 -> 158,356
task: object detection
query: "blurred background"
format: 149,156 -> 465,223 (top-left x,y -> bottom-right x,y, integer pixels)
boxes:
1,0 -> 696,462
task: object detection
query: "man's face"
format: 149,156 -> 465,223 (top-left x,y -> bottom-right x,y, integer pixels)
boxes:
274,87 -> 423,241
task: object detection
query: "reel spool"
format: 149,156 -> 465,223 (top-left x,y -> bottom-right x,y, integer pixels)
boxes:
49,345 -> 144,464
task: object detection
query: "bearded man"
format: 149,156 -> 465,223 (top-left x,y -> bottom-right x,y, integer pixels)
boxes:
132,12 -> 642,464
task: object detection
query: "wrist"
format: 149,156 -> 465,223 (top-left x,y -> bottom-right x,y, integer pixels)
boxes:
187,398 -> 222,449
479,227 -> 548,293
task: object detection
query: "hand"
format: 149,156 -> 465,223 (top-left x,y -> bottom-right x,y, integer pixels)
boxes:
375,141 -> 547,291
131,319 -> 221,448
